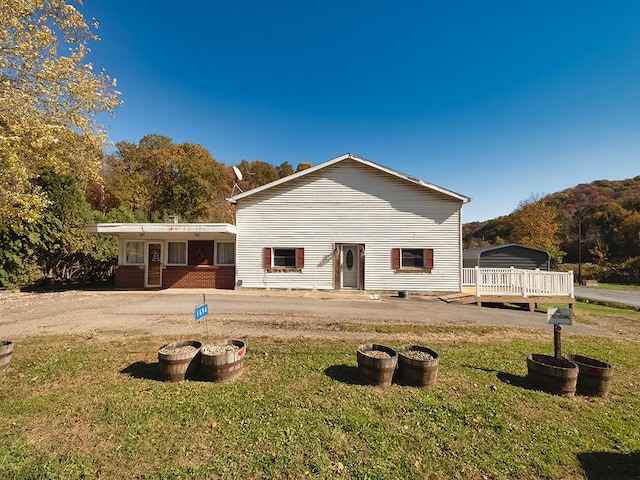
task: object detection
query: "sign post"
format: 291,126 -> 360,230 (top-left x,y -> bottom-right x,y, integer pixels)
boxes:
195,294 -> 209,342
547,307 -> 572,358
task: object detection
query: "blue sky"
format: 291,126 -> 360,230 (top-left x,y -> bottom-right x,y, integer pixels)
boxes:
81,1 -> 640,222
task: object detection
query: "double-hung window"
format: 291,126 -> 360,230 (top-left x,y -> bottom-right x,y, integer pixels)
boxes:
392,248 -> 434,272
124,241 -> 144,265
216,242 -> 236,265
167,242 -> 187,265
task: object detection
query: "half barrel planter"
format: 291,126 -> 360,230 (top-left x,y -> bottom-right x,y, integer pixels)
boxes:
356,343 -> 398,386
526,354 -> 579,398
158,341 -> 202,382
200,339 -> 246,383
0,340 -> 14,372
397,344 -> 439,387
565,354 -> 613,398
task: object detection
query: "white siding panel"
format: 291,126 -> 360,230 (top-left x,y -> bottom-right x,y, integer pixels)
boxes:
236,160 -> 463,291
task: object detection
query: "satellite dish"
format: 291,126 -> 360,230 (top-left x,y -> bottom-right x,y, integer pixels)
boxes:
230,165 -> 244,196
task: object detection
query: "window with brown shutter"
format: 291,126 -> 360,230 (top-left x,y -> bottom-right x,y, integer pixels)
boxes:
392,248 -> 401,270
263,247 -> 304,272
263,247 -> 272,269
393,248 -> 434,273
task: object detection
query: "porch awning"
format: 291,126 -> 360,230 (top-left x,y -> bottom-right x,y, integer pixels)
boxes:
85,223 -> 237,236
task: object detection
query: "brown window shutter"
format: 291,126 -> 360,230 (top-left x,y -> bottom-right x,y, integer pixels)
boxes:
392,248 -> 400,269
296,248 -> 305,269
263,247 -> 272,269
425,248 -> 434,270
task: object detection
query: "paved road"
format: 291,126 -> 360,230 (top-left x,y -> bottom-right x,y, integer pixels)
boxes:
574,286 -> 640,309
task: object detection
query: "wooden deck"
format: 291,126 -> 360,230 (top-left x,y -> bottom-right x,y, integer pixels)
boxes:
446,268 -> 576,313
440,291 -> 575,312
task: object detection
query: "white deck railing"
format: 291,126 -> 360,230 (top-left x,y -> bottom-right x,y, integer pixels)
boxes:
462,267 -> 574,298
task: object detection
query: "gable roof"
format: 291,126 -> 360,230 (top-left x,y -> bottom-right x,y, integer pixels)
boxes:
228,153 -> 471,204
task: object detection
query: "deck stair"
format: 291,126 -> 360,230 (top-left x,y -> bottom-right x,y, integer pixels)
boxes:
439,292 -> 477,304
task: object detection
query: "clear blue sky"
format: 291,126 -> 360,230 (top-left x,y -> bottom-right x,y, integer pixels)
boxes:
81,1 -> 640,222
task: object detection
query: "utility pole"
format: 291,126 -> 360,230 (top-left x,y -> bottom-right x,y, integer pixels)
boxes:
578,218 -> 582,285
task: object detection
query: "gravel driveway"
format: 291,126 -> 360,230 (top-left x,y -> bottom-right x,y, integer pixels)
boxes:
1,288 -> 630,341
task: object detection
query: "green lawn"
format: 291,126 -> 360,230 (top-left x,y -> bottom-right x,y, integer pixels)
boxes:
1,333 -> 639,479
594,283 -> 640,291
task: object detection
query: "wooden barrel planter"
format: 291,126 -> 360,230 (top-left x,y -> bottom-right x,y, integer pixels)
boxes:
526,354 -> 578,398
356,344 -> 397,386
158,341 -> 202,382
397,344 -> 439,387
200,339 -> 246,383
0,341 -> 14,372
565,354 -> 613,398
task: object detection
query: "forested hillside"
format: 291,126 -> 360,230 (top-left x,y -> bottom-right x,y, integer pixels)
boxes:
464,176 -> 640,283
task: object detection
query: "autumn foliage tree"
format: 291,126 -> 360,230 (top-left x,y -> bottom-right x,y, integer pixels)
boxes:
0,0 -> 120,287
103,135 -> 229,222
508,195 -> 565,265
0,0 -> 121,228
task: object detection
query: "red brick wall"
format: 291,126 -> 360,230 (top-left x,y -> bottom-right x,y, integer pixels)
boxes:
114,265 -> 145,288
162,266 -> 235,289
114,265 -> 235,289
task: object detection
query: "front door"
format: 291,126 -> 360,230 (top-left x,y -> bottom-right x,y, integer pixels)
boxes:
341,245 -> 359,289
146,243 -> 162,287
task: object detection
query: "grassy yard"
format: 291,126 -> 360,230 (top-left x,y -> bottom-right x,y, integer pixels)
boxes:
594,283 -> 640,292
1,331 -> 639,480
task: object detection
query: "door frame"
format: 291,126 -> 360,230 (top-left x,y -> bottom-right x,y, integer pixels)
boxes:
145,242 -> 163,288
334,243 -> 365,290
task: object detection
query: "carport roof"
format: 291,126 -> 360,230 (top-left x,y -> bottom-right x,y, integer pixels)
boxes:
463,243 -> 550,261
85,223 -> 237,235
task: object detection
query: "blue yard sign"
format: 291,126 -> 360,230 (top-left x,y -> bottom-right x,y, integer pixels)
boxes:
194,303 -> 209,321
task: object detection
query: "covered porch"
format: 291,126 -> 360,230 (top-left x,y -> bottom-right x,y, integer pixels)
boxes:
86,223 -> 237,289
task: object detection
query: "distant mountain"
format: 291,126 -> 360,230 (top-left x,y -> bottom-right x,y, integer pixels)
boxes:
464,176 -> 640,264
545,176 -> 640,215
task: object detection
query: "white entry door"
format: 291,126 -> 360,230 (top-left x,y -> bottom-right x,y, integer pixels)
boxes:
341,245 -> 359,289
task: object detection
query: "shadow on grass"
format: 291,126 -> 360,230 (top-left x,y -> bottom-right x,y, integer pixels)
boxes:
120,361 -> 165,381
462,364 -> 538,392
578,451 -> 640,480
324,364 -> 364,385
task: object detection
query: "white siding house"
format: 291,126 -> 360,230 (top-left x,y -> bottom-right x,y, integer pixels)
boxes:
229,153 -> 471,293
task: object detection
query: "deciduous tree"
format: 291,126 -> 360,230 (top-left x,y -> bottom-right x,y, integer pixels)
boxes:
509,195 -> 565,265
104,136 -> 228,221
0,0 -> 121,227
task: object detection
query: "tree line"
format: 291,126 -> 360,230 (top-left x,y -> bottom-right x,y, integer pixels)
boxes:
464,178 -> 640,284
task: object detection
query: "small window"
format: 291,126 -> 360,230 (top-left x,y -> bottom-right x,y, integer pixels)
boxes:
402,249 -> 425,269
274,248 -> 296,267
263,247 -> 304,271
167,242 -> 187,265
216,242 -> 235,265
125,241 -> 144,264
392,248 -> 434,272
